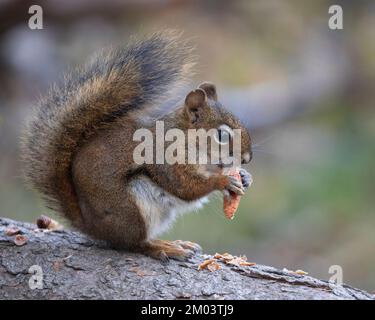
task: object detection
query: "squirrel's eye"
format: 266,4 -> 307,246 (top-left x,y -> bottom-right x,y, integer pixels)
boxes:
215,126 -> 231,145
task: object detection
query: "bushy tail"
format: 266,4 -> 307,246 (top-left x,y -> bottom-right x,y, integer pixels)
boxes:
21,31 -> 194,227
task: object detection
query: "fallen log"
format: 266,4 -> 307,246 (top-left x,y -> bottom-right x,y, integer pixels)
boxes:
0,217 -> 372,300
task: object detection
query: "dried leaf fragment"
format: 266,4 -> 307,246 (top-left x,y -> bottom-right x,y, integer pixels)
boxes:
4,226 -> 21,236
294,269 -> 308,276
214,252 -> 234,261
213,253 -> 256,267
198,259 -> 221,272
198,259 -> 215,270
239,261 -> 257,267
207,261 -> 221,272
283,267 -> 308,276
14,234 -> 27,246
226,256 -> 256,267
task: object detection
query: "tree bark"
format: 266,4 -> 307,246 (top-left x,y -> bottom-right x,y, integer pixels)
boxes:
0,217 -> 373,300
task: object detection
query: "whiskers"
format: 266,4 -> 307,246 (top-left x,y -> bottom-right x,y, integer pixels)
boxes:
252,133 -> 276,148
251,148 -> 275,156
251,134 -> 277,157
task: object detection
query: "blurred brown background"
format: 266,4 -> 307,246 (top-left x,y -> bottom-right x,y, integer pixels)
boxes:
0,0 -> 374,291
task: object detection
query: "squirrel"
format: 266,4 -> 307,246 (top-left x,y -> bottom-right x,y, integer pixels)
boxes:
21,31 -> 253,261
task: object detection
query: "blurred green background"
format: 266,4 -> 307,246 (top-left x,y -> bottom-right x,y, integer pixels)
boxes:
0,0 -> 374,292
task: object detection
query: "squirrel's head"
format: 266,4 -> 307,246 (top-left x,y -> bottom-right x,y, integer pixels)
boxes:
182,82 -> 252,168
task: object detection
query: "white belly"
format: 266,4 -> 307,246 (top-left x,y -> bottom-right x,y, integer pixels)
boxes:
130,176 -> 209,238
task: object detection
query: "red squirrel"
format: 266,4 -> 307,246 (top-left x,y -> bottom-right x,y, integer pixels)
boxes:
21,31 -> 252,261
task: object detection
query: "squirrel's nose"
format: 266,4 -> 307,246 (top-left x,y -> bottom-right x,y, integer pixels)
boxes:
241,151 -> 252,164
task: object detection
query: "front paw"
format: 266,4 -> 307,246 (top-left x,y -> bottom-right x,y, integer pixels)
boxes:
239,169 -> 253,189
226,175 -> 245,196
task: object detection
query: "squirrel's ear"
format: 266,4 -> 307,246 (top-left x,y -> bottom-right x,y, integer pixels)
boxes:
184,89 -> 207,123
198,82 -> 217,101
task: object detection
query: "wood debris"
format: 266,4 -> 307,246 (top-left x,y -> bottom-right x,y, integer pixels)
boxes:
14,234 -> 27,246
198,253 -> 256,272
4,226 -> 21,236
214,252 -> 256,267
198,259 -> 221,272
36,215 -> 63,231
283,267 -> 308,276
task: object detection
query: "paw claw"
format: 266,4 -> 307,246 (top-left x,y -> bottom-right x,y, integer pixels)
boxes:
159,251 -> 170,263
239,169 -> 252,189
143,240 -> 200,262
173,240 -> 202,253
